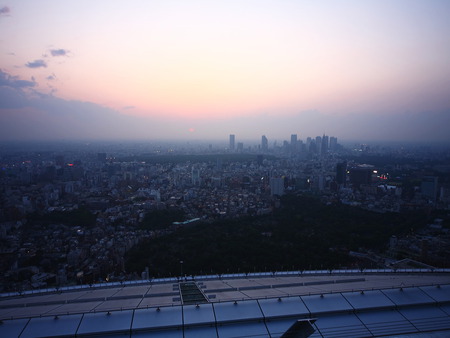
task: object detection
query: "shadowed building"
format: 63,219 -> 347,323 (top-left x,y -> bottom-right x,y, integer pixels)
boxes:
229,134 -> 235,151
349,165 -> 373,189
261,135 -> 268,153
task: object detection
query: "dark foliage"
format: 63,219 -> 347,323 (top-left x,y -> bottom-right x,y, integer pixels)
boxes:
125,195 -> 428,277
28,207 -> 97,227
139,209 -> 186,230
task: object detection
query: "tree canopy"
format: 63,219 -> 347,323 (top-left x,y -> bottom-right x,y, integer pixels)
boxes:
126,194 -> 429,277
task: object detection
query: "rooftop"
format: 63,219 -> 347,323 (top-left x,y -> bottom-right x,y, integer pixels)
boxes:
1,269 -> 450,337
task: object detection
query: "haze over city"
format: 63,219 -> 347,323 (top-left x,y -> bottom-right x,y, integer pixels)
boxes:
2,3 -> 450,336
1,0 -> 450,142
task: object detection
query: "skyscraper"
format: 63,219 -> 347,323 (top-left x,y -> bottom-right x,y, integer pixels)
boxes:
229,134 -> 235,150
237,142 -> 244,152
290,134 -> 297,154
315,136 -> 322,155
306,137 -> 312,153
321,134 -> 329,155
261,135 -> 268,152
329,136 -> 338,152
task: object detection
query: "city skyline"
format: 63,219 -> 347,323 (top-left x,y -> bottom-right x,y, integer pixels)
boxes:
1,1 -> 450,142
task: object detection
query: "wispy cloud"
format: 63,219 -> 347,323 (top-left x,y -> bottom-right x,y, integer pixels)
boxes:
0,70 -> 35,109
26,59 -> 47,68
50,48 -> 69,57
0,70 -> 36,88
0,6 -> 10,16
14,79 -> 36,88
0,69 -> 159,140
122,105 -> 135,110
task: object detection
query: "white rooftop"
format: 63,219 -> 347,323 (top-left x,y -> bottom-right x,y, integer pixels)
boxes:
1,269 -> 450,337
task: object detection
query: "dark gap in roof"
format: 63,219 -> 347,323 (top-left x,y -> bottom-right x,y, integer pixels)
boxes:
180,282 -> 208,305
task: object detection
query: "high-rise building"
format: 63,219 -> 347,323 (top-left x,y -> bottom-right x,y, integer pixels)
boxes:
306,137 -> 312,153
321,135 -> 329,155
315,136 -> 322,155
349,166 -> 372,188
329,137 -> 338,152
237,142 -> 244,152
261,135 -> 268,152
229,134 -> 235,150
290,134 -> 297,154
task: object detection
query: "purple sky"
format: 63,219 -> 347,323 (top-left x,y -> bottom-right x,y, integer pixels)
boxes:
1,1 -> 450,143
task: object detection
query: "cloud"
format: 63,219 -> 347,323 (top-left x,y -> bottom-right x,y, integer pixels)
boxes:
26,59 -> 47,68
0,69 -> 165,140
0,71 -> 34,109
0,6 -> 10,16
46,74 -> 56,81
50,48 -> 69,57
14,79 -> 36,88
122,105 -> 135,110
0,69 -> 36,88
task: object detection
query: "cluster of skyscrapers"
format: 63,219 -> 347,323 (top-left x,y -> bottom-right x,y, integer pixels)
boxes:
228,134 -> 244,152
229,134 -> 339,155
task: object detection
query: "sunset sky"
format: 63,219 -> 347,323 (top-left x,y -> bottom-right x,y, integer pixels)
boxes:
1,0 -> 450,142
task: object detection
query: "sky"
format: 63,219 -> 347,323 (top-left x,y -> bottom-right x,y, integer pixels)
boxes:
1,0 -> 450,143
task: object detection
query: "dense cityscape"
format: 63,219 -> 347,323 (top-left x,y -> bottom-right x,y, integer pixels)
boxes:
2,1 -> 450,336
1,134 -> 449,293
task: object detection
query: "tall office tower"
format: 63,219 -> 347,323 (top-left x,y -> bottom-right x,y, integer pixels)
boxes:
306,137 -> 312,153
261,135 -> 268,152
329,136 -> 338,152
321,135 -> 329,155
290,134 -> 298,154
315,136 -> 322,155
309,139 -> 316,153
298,140 -> 304,153
229,134 -> 235,150
237,142 -> 244,152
